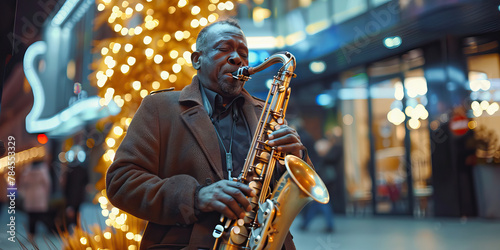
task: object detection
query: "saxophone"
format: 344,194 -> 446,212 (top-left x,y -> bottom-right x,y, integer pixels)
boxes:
212,52 -> 330,250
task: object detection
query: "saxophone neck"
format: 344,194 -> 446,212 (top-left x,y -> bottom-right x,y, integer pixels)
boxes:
231,52 -> 296,82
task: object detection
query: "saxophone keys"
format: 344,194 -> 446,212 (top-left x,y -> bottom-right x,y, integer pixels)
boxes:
269,121 -> 279,130
254,163 -> 263,175
230,225 -> 249,245
258,152 -> 271,162
244,211 -> 256,224
249,197 -> 259,210
248,181 -> 262,192
224,219 -> 232,229
213,224 -> 224,238
277,117 -> 284,125
237,219 -> 245,226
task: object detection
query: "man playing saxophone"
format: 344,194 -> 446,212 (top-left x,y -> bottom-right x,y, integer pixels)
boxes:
106,19 -> 313,250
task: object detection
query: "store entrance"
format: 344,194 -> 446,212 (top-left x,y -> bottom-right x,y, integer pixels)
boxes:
341,49 -> 434,217
369,77 -> 412,215
367,51 -> 434,216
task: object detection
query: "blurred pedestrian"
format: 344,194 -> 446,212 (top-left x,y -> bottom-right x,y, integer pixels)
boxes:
63,162 -> 89,230
299,135 -> 336,233
292,120 -> 336,233
19,160 -> 52,239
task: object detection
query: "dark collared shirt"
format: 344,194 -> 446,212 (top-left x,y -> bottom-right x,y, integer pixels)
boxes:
201,86 -> 251,179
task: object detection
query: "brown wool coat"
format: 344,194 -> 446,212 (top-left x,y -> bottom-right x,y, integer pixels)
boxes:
106,76 -> 302,250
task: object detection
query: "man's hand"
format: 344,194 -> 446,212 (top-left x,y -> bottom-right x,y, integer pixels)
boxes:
197,180 -> 256,220
268,125 -> 305,158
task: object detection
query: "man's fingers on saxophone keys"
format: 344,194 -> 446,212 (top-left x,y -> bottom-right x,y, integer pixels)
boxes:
268,125 -> 304,157
222,186 -> 252,213
211,200 -> 238,220
268,125 -> 301,146
215,191 -> 246,220
228,181 -> 256,197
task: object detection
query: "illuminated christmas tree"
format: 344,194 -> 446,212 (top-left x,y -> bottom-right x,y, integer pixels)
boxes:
61,0 -> 237,248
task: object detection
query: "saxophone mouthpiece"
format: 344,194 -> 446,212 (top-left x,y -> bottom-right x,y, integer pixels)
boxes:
232,67 -> 252,81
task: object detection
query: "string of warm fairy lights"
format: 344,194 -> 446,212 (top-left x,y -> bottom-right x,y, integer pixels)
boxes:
62,0 -> 237,249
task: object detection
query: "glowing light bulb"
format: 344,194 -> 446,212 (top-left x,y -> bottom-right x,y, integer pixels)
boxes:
191,19 -> 199,28
135,3 -> 144,11
152,81 -> 160,89
172,64 -> 181,73
132,81 -> 141,90
80,237 -> 88,245
121,28 -> 128,36
101,47 -> 109,55
169,50 -> 179,59
125,7 -> 133,15
480,100 -> 489,110
199,17 -> 208,26
127,56 -> 136,65
226,1 -> 234,10
134,27 -> 143,35
145,48 -> 154,57
112,43 -> 121,53
191,6 -> 201,15
178,0 -> 187,8
175,31 -> 183,41
120,64 -> 130,73
154,54 -> 163,64
169,74 -> 177,83
124,43 -> 133,52
208,14 -> 217,22
162,34 -> 171,43
114,126 -> 124,136
97,78 -> 107,87
408,118 -> 421,129
183,51 -> 192,63
160,71 -> 169,80
106,138 -> 116,147
104,232 -> 112,239
143,36 -> 152,45
126,232 -> 134,240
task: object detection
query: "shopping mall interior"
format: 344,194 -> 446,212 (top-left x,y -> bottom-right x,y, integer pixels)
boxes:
0,0 -> 500,249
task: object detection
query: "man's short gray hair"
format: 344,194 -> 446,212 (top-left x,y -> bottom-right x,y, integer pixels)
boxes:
195,18 -> 241,53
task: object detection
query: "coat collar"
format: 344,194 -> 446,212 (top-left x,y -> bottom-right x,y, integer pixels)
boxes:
179,76 -> 262,180
179,75 -> 262,109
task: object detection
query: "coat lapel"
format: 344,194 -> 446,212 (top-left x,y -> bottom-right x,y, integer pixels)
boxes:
180,77 -> 224,180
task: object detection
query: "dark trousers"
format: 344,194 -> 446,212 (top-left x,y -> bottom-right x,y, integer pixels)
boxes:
301,203 -> 334,230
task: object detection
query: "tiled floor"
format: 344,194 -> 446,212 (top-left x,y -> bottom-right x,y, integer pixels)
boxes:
1,203 -> 500,250
291,214 -> 500,250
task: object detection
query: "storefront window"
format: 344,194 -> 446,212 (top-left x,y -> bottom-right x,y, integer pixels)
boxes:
467,52 -> 500,164
404,67 -> 433,217
371,0 -> 391,8
370,76 -> 409,214
332,0 -> 367,24
339,67 -> 373,215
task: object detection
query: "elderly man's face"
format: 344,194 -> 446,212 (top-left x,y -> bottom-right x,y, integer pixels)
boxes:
193,24 -> 249,101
